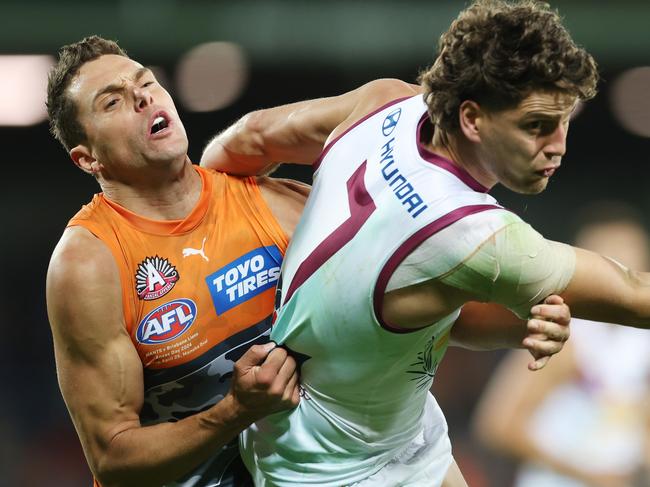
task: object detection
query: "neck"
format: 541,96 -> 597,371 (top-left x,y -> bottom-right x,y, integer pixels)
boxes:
429,128 -> 497,190
100,157 -> 202,220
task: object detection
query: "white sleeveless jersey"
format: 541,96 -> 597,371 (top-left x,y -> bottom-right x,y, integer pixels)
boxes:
241,95 -> 505,486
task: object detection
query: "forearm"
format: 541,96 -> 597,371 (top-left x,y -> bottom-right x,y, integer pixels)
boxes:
565,249 -> 650,328
200,79 -> 419,176
201,111 -> 275,175
200,103 -> 330,175
451,302 -> 526,350
95,394 -> 250,487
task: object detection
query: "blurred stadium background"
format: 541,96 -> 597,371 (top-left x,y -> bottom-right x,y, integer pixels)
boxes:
1,1 -> 649,485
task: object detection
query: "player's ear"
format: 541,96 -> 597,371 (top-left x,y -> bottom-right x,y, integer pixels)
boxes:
70,145 -> 103,176
458,100 -> 483,143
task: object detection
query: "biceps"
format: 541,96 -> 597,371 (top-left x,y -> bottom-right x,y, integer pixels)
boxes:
562,247 -> 650,324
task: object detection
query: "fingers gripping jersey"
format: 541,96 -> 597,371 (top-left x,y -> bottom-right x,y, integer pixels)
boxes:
241,96 -> 505,486
68,166 -> 287,487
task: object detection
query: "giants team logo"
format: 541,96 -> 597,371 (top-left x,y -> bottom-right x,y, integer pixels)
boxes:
136,298 -> 197,344
135,256 -> 179,300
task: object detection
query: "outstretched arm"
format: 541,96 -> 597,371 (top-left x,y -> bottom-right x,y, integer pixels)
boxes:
47,227 -> 299,487
200,79 -> 420,175
562,247 -> 650,326
440,215 -> 650,329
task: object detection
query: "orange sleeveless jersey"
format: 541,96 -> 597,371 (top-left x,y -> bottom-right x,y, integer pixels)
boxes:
68,166 -> 287,486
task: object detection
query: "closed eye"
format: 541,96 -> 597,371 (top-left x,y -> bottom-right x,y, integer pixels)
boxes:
105,98 -> 120,109
523,120 -> 557,136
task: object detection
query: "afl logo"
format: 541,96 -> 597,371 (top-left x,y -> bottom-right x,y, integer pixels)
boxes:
382,108 -> 401,136
135,256 -> 179,300
136,299 -> 197,344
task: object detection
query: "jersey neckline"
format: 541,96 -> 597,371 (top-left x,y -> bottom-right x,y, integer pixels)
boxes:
101,164 -> 212,235
416,113 -> 489,193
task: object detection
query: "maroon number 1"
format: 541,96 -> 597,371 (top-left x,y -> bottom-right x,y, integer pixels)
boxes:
283,161 -> 377,303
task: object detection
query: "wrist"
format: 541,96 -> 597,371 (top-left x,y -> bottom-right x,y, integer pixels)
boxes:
200,393 -> 255,435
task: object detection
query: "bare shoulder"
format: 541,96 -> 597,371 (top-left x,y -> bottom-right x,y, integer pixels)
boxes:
358,78 -> 422,106
48,226 -> 118,301
47,226 -> 124,348
329,79 -> 422,141
256,176 -> 311,198
255,177 -> 310,240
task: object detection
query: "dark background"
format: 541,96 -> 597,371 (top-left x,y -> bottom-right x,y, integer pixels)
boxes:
1,1 -> 649,485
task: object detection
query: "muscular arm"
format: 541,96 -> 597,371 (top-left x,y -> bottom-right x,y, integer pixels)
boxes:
47,227 -> 298,487
200,79 -> 420,175
445,214 -> 650,327
562,247 -> 650,326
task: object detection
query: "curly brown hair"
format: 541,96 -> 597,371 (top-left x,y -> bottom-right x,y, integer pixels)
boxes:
419,0 -> 598,131
47,36 -> 128,152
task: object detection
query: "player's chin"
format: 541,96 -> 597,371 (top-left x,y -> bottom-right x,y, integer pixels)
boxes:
506,177 -> 549,195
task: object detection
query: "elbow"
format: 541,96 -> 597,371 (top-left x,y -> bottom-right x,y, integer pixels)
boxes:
240,110 -> 270,153
93,455 -> 133,487
200,110 -> 268,173
94,465 -> 150,487
91,433 -> 149,487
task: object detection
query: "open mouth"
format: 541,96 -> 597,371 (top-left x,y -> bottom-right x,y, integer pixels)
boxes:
150,114 -> 169,135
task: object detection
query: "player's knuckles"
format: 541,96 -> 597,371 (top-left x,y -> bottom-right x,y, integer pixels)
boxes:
233,360 -> 249,376
265,347 -> 288,365
254,368 -> 278,388
527,319 -> 545,333
239,344 -> 269,365
282,355 -> 297,372
545,323 -> 569,341
556,305 -> 571,324
535,304 -> 566,321
267,381 -> 289,398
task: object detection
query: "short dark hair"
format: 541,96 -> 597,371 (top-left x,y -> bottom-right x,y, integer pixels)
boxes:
419,0 -> 599,131
47,36 -> 128,152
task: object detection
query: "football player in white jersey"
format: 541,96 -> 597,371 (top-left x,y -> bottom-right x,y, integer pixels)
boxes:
197,1 -> 648,485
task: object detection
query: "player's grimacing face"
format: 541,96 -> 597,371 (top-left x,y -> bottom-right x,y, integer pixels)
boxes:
477,91 -> 578,194
68,54 -> 188,172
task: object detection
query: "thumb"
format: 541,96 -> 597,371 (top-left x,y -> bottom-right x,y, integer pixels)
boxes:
238,341 -> 277,367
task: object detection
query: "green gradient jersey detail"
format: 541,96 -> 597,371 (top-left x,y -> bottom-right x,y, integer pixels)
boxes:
440,212 -> 576,318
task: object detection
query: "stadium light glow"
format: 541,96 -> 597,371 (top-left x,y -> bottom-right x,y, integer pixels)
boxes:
0,55 -> 54,126
175,42 -> 248,112
610,66 -> 650,138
